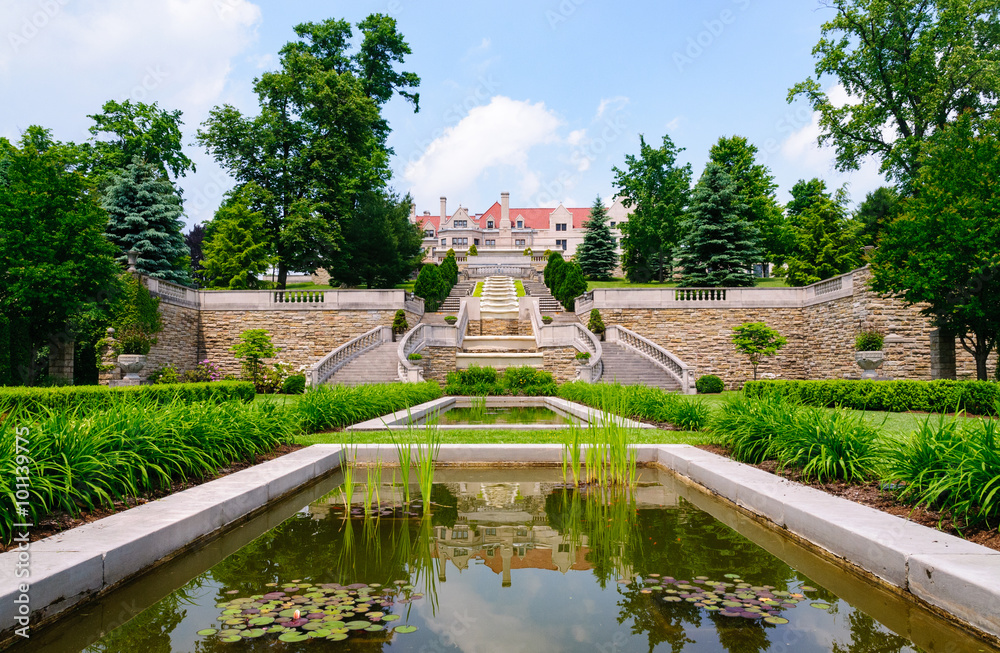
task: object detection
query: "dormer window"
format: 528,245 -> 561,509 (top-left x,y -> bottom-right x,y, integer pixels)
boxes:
487,220 -> 494,229
517,220 -> 523,229
454,220 -> 467,228
556,223 -> 567,232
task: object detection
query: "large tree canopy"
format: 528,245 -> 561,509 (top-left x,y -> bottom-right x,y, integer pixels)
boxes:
789,0 -> 1000,190
612,134 -> 691,283
87,100 -> 195,182
329,191 -> 423,289
0,128 -> 118,383
197,14 -> 420,288
870,112 -> 1000,380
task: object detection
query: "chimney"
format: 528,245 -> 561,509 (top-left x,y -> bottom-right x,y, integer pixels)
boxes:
409,201 -> 417,221
440,197 -> 447,222
501,191 -> 510,223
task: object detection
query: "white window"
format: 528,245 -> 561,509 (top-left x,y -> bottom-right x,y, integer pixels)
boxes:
556,223 -> 567,232
487,220 -> 494,229
425,230 -> 435,238
556,239 -> 567,250
441,239 -> 446,246
454,220 -> 467,228
515,239 -> 526,247
453,237 -> 468,246
485,239 -> 496,247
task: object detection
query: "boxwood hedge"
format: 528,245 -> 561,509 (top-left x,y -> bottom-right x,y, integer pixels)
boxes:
743,379 -> 999,416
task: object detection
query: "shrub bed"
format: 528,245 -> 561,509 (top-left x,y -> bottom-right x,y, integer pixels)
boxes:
444,366 -> 557,397
0,398 -> 299,543
558,381 -> 709,431
296,381 -> 443,432
743,379 -> 1000,416
0,382 -> 256,415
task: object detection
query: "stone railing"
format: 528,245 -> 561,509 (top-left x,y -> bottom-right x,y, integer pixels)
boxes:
606,325 -> 694,394
466,265 -> 536,279
455,300 -> 470,350
307,326 -> 390,387
579,269 -> 858,313
404,292 -> 425,315
572,323 -> 604,383
145,278 -> 199,308
397,324 -> 428,383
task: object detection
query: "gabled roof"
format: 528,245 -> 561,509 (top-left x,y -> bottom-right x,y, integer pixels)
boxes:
414,203 -> 595,232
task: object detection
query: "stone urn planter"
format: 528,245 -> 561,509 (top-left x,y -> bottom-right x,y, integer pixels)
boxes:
117,354 -> 147,384
855,351 -> 885,380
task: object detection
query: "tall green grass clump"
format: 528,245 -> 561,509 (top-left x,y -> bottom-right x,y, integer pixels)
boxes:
558,381 -> 709,431
883,409 -> 1000,529
0,382 -> 256,416
444,366 -> 557,396
296,382 -> 442,432
0,398 -> 299,544
773,408 -> 879,482
710,393 -> 800,464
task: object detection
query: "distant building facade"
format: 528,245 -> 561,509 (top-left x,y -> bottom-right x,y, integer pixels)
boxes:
411,192 -> 632,264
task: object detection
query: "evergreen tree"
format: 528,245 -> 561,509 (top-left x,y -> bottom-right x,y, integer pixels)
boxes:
413,264 -> 446,312
331,191 -> 424,288
555,262 -> 588,311
677,163 -> 759,288
708,136 -> 786,272
440,250 -> 459,289
201,186 -> 273,289
576,196 -> 618,280
855,186 -> 901,247
185,224 -> 206,280
784,195 -> 859,287
543,251 -> 565,289
102,157 -> 191,284
785,178 -> 830,223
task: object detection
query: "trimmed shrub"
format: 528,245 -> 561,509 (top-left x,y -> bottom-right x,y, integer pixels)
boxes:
587,309 -> 605,335
696,375 -> 725,394
392,310 -> 409,335
281,374 -> 306,395
444,366 -> 556,396
0,382 -> 256,415
744,379 -> 1000,416
407,353 -> 423,361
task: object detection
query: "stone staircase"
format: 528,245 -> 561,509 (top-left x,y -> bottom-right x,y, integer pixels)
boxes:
599,342 -> 681,391
327,341 -> 400,386
522,281 -> 562,313
439,281 -> 474,313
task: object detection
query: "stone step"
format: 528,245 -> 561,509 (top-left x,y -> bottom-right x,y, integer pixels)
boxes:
599,343 -> 681,391
327,342 -> 400,386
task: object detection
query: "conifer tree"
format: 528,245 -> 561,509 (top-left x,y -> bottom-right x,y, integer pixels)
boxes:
201,186 -> 273,289
413,264 -> 446,312
102,157 -> 191,284
677,163 -> 759,288
576,196 -> 618,280
555,262 -> 588,311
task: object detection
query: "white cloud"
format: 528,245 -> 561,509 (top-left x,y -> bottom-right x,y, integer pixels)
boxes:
567,129 -> 587,146
404,96 -> 563,206
596,95 -> 629,120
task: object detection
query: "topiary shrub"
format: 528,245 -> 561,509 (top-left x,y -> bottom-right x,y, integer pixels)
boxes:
587,309 -> 606,335
407,353 -> 423,361
392,309 -> 409,335
468,243 -> 478,256
696,374 -> 725,394
281,373 -> 306,395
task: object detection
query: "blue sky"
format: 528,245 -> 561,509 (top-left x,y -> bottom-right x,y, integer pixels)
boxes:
0,0 -> 885,228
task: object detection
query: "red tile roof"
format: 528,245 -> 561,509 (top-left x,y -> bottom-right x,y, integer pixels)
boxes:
415,203 -> 594,232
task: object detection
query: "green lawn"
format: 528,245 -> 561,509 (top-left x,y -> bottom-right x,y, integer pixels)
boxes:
258,388 -> 984,446
280,281 -> 416,292
472,282 -> 483,297
514,280 -> 526,297
586,278 -> 790,291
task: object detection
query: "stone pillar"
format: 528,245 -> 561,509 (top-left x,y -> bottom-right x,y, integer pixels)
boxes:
48,334 -> 75,385
930,328 -> 957,380
98,328 -> 121,386
500,545 -> 513,588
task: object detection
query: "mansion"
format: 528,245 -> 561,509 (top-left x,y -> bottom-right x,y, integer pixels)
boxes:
411,192 -> 632,263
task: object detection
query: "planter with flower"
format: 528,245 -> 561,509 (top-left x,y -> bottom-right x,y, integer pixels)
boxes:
855,327 -> 886,379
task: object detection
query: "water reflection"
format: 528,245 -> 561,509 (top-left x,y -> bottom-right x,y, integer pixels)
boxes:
66,470 -> 996,653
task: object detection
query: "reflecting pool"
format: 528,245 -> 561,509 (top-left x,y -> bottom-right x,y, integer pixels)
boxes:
12,468 -> 999,653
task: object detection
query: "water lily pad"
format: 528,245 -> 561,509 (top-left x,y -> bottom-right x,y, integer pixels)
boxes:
219,635 -> 242,643
242,629 -> 266,639
345,620 -> 373,630
326,633 -> 349,641
718,610 -> 742,617
393,625 -> 418,634
662,596 -> 682,603
218,629 -> 241,637
764,616 -> 790,625
196,629 -> 218,636
278,632 -> 310,643
366,625 -> 385,632
800,586 -> 817,592
224,618 -> 244,626
248,617 -> 274,626
810,602 -> 831,610
383,614 -> 401,621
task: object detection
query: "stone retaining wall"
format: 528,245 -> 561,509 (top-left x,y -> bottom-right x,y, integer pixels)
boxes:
542,347 -> 579,384
421,346 -> 458,384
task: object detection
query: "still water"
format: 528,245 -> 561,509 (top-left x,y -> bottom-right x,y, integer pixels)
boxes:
12,468 -> 998,653
416,406 -> 575,426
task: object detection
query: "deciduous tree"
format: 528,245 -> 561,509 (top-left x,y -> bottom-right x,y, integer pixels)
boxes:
789,0 -> 1000,190
732,322 -> 788,381
870,112 -> 1000,380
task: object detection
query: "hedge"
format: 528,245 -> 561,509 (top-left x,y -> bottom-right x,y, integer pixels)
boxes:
743,379 -> 1000,416
0,382 -> 257,415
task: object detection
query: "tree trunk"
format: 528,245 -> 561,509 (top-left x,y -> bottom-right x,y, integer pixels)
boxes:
277,264 -> 288,290
959,331 -> 994,381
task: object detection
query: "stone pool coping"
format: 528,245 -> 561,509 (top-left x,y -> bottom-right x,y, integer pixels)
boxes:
347,396 -> 655,432
2,444 -> 999,645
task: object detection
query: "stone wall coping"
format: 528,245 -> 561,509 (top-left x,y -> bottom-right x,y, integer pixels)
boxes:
5,441 -> 998,646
